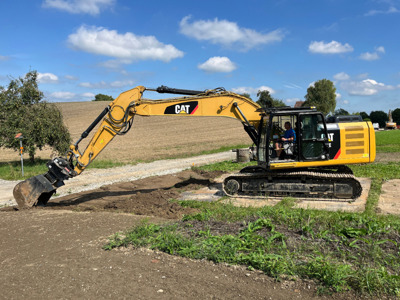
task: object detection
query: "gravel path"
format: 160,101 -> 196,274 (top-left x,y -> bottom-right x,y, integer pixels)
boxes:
0,151 -> 236,207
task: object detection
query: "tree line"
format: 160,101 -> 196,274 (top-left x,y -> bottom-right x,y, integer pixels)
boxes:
331,109 -> 400,129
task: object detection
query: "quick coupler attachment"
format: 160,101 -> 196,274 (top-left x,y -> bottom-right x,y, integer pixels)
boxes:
13,157 -> 77,209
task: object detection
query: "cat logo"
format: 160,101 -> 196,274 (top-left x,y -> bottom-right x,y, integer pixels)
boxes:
164,101 -> 199,115
176,105 -> 191,114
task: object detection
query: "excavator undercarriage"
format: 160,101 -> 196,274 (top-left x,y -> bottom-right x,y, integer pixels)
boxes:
223,166 -> 362,201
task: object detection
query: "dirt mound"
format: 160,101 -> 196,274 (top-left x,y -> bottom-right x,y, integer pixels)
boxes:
2,169 -> 223,219
103,190 -> 190,218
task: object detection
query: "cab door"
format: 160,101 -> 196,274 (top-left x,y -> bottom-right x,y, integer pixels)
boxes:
299,113 -> 330,160
257,115 -> 269,166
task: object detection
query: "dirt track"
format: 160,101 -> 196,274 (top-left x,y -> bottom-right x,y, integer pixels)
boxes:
1,169 -> 362,299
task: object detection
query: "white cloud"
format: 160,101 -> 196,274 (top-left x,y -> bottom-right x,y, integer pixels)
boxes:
198,57 -> 236,73
232,86 -> 275,95
42,0 -> 115,15
0,55 -> 10,61
49,91 -> 75,99
285,97 -> 301,104
48,91 -> 98,101
333,72 -> 350,81
340,78 -> 395,96
179,16 -> 285,50
68,25 -> 184,63
38,72 -> 59,83
64,75 -> 78,81
357,73 -> 369,79
79,79 -> 136,89
308,40 -> 353,54
283,83 -> 302,89
359,46 -> 385,61
79,81 -> 105,88
82,92 -> 95,98
109,80 -> 136,88
98,59 -> 124,69
336,92 -> 342,100
376,46 -> 385,53
365,6 -> 400,16
359,52 -> 379,61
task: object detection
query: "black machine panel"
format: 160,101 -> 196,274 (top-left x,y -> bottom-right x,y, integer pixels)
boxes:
326,123 -> 341,159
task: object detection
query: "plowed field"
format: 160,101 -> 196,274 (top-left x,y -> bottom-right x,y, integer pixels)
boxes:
0,101 -> 252,162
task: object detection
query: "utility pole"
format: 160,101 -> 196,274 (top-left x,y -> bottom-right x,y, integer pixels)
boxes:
15,133 -> 24,177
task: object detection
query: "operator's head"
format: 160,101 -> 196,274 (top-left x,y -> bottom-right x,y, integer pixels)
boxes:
284,121 -> 291,129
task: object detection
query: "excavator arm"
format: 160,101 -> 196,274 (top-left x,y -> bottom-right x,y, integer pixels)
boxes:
13,85 -> 262,208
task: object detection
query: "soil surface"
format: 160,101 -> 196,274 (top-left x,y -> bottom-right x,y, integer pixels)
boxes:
0,169 -> 372,300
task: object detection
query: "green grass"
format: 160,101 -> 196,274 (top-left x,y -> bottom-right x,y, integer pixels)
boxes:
0,159 -> 50,180
192,160 -> 256,173
0,158 -> 129,180
87,159 -> 127,169
375,130 -> 400,153
351,161 -> 400,180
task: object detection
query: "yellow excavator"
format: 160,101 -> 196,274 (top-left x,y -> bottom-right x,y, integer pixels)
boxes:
13,85 -> 376,208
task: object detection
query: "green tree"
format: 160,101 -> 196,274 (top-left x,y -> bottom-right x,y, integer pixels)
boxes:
303,79 -> 336,115
93,94 -> 114,102
334,108 -> 349,115
0,71 -> 71,162
256,90 -> 273,108
256,90 -> 286,108
369,110 -> 388,128
392,108 -> 400,124
240,93 -> 252,100
359,112 -> 369,120
271,98 -> 286,107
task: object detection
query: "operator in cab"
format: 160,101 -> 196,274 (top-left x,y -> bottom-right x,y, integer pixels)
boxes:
275,121 -> 296,158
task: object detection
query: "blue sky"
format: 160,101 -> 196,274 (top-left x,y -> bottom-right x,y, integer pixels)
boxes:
0,0 -> 399,114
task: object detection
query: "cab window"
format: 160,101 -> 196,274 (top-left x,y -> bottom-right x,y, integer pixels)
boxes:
300,114 -> 328,160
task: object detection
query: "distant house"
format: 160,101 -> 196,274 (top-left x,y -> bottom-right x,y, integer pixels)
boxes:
294,101 -> 304,108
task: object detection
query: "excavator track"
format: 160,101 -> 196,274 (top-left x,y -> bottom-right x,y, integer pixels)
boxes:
223,168 -> 362,202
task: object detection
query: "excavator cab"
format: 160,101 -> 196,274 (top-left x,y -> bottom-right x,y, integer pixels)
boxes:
256,107 -> 330,168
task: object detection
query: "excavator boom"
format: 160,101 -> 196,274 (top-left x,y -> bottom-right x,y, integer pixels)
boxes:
13,85 -> 262,208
